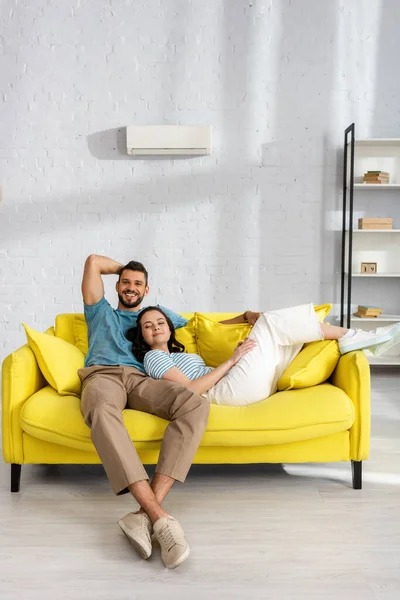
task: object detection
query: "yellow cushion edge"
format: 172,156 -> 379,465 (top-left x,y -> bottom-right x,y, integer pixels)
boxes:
22,323 -> 84,397
314,303 -> 332,322
194,312 -> 252,367
278,340 -> 340,391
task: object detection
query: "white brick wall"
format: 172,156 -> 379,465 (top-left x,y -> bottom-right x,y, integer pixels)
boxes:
1,0 -> 400,362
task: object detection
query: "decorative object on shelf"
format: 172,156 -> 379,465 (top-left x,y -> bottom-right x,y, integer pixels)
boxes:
358,218 -> 393,230
353,305 -> 382,318
363,170 -> 390,184
361,262 -> 377,274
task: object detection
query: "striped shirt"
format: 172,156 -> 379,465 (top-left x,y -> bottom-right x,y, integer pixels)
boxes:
144,350 -> 213,381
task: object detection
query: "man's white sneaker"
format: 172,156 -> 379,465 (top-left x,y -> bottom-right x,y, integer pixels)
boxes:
153,516 -> 190,569
118,512 -> 152,559
338,323 -> 400,355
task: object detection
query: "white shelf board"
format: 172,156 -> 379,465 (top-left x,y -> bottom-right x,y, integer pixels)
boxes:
352,229 -> 400,233
351,273 -> 400,277
351,139 -> 400,146
354,183 -> 400,190
336,315 -> 400,323
367,355 -> 400,366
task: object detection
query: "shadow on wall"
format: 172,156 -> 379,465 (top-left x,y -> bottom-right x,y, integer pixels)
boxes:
327,135 -> 343,310
258,0 -> 339,308
0,161 -> 268,251
333,0 -> 400,312
2,1 -> 364,313
372,0 -> 400,137
87,128 -> 128,160
216,0 -> 261,308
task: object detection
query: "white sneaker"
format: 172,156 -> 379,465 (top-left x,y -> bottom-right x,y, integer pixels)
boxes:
153,516 -> 190,569
339,323 -> 400,355
118,512 -> 152,559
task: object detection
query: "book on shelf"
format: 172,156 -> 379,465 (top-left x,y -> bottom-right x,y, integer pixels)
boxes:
358,217 -> 393,229
363,179 -> 390,184
353,304 -> 382,318
364,171 -> 390,181
363,170 -> 390,184
363,180 -> 390,184
358,305 -> 382,310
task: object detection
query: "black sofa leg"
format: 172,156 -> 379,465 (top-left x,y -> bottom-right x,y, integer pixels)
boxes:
351,460 -> 362,489
11,464 -> 21,492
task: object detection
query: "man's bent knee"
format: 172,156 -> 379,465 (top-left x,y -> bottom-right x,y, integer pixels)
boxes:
190,394 -> 210,428
81,395 -> 125,429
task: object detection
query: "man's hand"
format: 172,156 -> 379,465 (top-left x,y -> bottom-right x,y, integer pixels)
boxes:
219,310 -> 263,326
244,311 -> 262,326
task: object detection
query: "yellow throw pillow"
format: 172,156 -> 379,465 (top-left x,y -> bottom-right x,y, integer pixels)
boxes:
23,323 -> 85,397
73,315 -> 89,355
277,339 -> 340,391
175,318 -> 198,354
69,313 -> 197,357
195,313 -> 252,368
195,305 -> 332,369
313,303 -> 332,322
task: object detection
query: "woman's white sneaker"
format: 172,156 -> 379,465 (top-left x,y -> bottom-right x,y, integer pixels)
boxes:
338,323 -> 400,355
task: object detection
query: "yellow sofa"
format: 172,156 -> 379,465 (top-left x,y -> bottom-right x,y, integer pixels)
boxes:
2,311 -> 371,493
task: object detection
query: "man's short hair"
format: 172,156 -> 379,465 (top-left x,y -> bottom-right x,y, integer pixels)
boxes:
118,261 -> 148,285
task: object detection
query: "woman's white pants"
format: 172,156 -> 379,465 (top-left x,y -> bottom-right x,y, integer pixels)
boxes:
205,303 -> 323,406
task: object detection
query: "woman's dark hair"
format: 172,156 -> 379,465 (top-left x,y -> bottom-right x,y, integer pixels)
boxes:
126,306 -> 185,363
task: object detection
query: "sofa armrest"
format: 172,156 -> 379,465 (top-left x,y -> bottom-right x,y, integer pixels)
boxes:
2,344 -> 46,463
330,350 -> 371,461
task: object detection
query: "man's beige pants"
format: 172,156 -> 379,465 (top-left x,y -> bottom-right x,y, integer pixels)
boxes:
78,365 -> 210,495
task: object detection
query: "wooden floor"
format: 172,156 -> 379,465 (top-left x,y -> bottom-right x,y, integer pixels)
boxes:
1,368 -> 400,599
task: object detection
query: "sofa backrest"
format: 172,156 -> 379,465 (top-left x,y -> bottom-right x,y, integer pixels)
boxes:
55,313 -> 87,354
55,312 -> 241,356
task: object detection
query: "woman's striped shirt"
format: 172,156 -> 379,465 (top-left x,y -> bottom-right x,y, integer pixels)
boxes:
143,350 -> 213,381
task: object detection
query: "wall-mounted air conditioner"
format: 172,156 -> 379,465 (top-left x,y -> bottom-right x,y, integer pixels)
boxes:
126,125 -> 212,156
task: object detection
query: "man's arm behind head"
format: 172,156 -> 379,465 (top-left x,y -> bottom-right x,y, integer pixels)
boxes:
81,254 -> 123,306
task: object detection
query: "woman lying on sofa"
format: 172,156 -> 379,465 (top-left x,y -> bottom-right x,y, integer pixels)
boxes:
126,305 -> 400,406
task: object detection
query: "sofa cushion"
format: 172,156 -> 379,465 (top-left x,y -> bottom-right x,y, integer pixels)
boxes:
53,306 -> 332,369
174,317 -> 197,354
313,304 -> 333,321
277,340 -> 340,391
196,313 -> 252,367
73,315 -> 89,355
23,323 -> 84,397
55,314 -> 81,347
20,383 -> 355,452
54,312 -> 241,357
195,304 -> 333,368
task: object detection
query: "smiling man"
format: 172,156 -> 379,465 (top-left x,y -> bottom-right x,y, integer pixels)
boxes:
79,255 -> 210,569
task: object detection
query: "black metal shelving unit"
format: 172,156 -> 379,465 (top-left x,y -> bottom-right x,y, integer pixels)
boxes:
340,122 -> 362,490
340,123 -> 355,329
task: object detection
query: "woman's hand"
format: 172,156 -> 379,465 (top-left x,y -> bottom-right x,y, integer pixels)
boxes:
230,338 -> 257,366
245,311 -> 262,325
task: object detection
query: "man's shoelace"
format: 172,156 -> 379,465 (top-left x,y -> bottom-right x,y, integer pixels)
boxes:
158,524 -> 180,552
